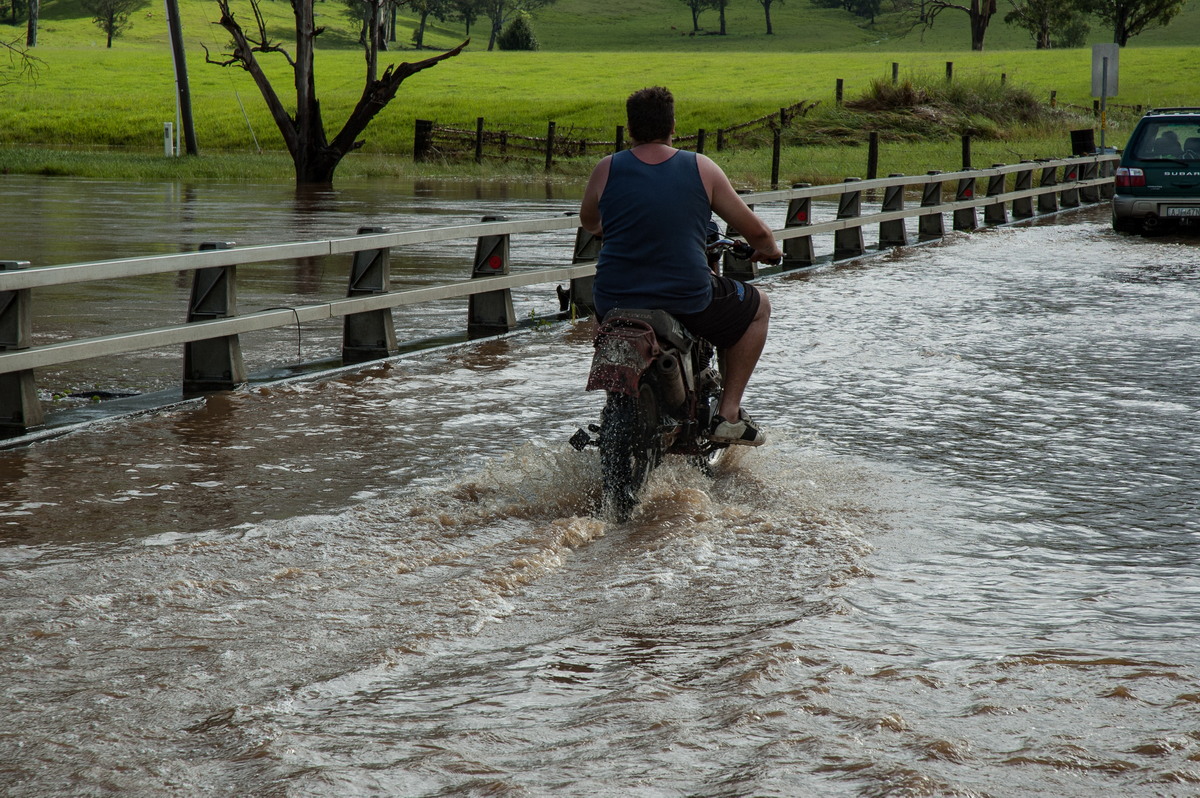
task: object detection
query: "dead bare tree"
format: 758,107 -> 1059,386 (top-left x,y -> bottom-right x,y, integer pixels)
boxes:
205,0 -> 467,184
2,36 -> 42,86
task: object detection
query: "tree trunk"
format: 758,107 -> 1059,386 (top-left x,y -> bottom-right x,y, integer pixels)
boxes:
764,2 -> 773,34
719,2 -> 726,34
25,0 -> 37,46
690,6 -> 699,31
1113,9 -> 1130,46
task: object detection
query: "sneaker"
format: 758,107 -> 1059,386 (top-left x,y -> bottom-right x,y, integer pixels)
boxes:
709,411 -> 767,447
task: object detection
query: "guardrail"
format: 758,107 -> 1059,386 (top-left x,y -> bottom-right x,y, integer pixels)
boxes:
0,154 -> 1117,438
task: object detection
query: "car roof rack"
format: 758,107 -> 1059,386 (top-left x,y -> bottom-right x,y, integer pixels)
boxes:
1144,107 -> 1200,115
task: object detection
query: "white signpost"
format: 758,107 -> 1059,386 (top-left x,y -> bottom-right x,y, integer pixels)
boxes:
1092,44 -> 1120,150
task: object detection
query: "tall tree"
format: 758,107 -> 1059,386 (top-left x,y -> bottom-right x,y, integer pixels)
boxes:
712,0 -> 729,33
83,0 -> 147,47
449,0 -> 481,35
908,0 -> 998,50
757,0 -> 781,33
1004,0 -> 1087,48
1091,0 -> 1185,46
679,0 -> 710,32
406,0 -> 448,47
206,0 -> 467,184
24,0 -> 35,45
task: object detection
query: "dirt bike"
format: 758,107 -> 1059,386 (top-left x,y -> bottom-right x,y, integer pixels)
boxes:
569,237 -> 758,520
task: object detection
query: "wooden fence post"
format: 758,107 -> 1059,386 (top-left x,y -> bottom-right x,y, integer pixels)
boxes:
469,216 -> 516,338
919,172 -> 946,241
946,61 -> 953,81
0,260 -> 42,434
879,176 -> 909,247
697,128 -> 707,154
183,241 -> 246,394
961,134 -> 972,170
834,177 -> 865,260
836,78 -> 844,106
771,129 -> 782,190
544,121 -> 556,172
342,226 -> 397,364
615,125 -> 624,154
782,185 -> 814,270
475,117 -> 485,164
413,119 -> 434,162
892,62 -> 899,84
867,132 -> 879,180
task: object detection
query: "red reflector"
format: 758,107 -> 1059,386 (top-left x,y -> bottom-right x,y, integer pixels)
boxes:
488,254 -> 503,269
794,211 -> 807,223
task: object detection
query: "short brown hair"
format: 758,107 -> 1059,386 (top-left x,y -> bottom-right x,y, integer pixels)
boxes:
626,86 -> 674,143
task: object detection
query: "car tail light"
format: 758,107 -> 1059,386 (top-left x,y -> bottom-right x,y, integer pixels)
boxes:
1116,167 -> 1146,187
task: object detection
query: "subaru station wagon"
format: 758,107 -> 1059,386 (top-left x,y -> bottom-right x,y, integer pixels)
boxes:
1113,107 -> 1200,234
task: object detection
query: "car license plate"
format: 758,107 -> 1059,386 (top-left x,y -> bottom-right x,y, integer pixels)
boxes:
1165,206 -> 1200,217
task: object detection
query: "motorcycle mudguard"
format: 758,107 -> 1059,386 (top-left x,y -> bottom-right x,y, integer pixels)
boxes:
586,318 -> 660,395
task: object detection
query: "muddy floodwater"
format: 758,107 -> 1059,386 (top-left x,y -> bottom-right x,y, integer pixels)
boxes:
2,175 -> 1199,797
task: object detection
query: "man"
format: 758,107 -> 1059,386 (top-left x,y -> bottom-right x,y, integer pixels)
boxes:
579,86 -> 782,446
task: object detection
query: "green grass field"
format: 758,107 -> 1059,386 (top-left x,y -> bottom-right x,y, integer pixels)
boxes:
1,0 -> 1197,185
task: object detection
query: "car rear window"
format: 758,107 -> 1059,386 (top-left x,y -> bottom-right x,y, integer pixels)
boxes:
1132,119 -> 1200,161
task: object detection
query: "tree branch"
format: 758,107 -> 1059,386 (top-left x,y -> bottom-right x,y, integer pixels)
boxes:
329,39 -> 469,156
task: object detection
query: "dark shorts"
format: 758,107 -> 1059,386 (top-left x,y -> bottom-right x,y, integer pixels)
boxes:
675,275 -> 762,350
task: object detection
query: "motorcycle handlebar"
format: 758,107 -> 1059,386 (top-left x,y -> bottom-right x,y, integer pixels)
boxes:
706,237 -> 782,266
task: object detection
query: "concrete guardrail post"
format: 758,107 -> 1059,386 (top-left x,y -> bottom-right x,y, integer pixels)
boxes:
1012,163 -> 1035,220
468,216 -> 516,338
878,175 -> 909,248
919,172 -> 946,241
183,242 -> 247,395
1038,163 -> 1059,215
1080,160 -> 1100,203
953,175 -> 978,231
1100,159 -> 1115,199
834,178 -> 865,260
1060,161 -> 1081,208
0,260 -> 43,435
723,191 -> 759,280
782,185 -> 815,269
568,226 -> 600,317
985,166 -> 1009,226
343,226 -> 398,364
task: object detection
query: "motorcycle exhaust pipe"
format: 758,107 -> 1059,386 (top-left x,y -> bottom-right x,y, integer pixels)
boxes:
654,354 -> 687,410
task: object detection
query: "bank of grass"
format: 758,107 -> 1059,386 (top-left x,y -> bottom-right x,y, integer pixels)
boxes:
2,3 -> 1194,186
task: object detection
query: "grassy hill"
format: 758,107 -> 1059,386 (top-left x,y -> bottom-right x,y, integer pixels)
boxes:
1,0 -> 1197,183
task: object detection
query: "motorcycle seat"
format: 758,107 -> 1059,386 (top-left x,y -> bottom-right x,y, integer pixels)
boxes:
601,308 -> 694,354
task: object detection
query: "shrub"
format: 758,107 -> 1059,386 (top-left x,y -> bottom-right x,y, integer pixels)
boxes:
498,13 -> 538,51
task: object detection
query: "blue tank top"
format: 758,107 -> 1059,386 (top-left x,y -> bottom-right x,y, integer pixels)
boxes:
593,149 -> 712,317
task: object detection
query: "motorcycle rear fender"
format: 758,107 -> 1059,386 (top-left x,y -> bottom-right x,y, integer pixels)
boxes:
586,318 -> 660,395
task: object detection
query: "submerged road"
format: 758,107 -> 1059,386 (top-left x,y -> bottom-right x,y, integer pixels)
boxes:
2,179 -> 1200,795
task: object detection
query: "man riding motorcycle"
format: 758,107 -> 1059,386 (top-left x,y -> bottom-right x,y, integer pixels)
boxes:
579,86 -> 782,446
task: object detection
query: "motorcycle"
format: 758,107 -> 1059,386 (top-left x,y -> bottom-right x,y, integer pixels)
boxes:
569,237 -> 759,520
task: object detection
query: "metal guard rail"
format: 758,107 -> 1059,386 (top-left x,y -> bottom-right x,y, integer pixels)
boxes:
0,154 -> 1117,436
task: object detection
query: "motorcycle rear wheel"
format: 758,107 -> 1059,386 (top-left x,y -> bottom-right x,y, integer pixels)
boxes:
599,382 -> 660,521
